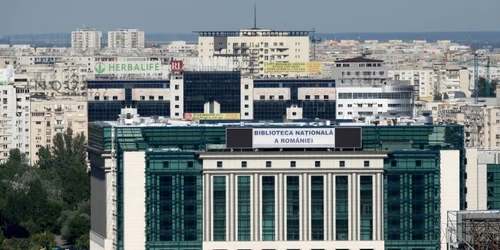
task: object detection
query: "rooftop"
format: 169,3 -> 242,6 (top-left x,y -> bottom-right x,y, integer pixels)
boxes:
335,57 -> 384,63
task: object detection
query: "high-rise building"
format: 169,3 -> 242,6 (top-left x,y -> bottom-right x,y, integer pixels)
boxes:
0,75 -> 30,163
108,28 -> 145,50
196,29 -> 310,77
71,28 -> 102,50
89,121 -> 467,250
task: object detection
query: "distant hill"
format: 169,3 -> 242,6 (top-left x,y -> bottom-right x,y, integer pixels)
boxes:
1,31 -> 499,48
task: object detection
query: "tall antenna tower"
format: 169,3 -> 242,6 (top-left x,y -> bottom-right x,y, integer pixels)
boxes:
253,2 -> 257,29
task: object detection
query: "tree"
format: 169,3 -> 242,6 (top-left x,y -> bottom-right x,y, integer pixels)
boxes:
75,233 -> 89,249
433,93 -> 442,101
62,214 -> 90,244
443,93 -> 449,100
30,232 -> 56,250
50,129 -> 89,208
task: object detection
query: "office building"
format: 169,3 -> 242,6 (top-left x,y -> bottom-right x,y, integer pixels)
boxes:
108,28 -> 145,50
89,119 -> 466,250
335,83 -> 414,119
88,62 -> 337,122
196,29 -> 310,77
329,57 -> 388,85
71,28 -> 102,50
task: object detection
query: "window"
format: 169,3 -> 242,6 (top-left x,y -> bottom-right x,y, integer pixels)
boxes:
244,112 -> 249,116
104,96 -> 109,100
175,84 -> 179,90
338,104 -> 343,107
269,95 -> 274,100
290,161 -> 296,167
416,160 -> 422,167
378,104 -> 383,107
149,96 -> 154,100
357,104 -> 362,107
175,96 -> 179,101
188,161 -> 194,168
292,112 -> 296,116
339,161 -> 345,167
314,95 -> 320,100
315,161 -> 321,167
217,161 -> 223,168
159,96 -> 164,100
391,160 -> 397,167
305,95 -> 310,100
278,95 -> 284,100
260,95 -> 265,100
140,96 -> 145,100
244,84 -> 249,89
348,104 -> 352,107
94,96 -> 99,100
245,95 -> 249,100
266,161 -> 272,167
174,105 -> 179,108
364,161 -> 370,167
174,112 -> 179,116
163,161 -> 169,168
324,95 -> 329,100
244,104 -> 249,108
113,96 -> 118,100
241,161 -> 247,168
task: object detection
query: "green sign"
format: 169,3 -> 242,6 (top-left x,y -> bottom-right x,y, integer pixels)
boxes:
94,62 -> 162,74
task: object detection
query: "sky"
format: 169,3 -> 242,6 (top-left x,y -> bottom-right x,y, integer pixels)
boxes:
1,0 -> 499,36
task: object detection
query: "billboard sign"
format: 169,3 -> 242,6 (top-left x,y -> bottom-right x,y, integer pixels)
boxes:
171,60 -> 183,72
252,128 -> 335,148
264,62 -> 322,73
183,113 -> 240,120
93,62 -> 162,74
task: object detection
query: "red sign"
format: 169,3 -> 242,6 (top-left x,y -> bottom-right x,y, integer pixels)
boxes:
171,60 -> 183,72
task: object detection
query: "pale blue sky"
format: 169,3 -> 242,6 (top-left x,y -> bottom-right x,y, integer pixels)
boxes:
1,0 -> 498,35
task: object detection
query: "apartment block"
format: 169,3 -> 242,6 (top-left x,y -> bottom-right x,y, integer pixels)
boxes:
71,28 -> 102,50
197,29 -> 310,77
108,28 -> 145,50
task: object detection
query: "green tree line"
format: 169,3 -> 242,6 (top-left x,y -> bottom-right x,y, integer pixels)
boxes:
0,128 -> 90,250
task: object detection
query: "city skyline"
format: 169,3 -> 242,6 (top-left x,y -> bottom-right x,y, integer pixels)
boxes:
1,0 -> 500,36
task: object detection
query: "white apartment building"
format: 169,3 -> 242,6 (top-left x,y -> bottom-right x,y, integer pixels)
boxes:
108,28 -> 145,50
335,83 -> 414,119
0,76 -> 30,163
71,28 -> 102,50
197,29 -> 310,77
389,66 -> 469,100
164,41 -> 197,53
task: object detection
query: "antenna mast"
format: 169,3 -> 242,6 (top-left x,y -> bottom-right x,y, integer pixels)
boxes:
253,2 -> 257,29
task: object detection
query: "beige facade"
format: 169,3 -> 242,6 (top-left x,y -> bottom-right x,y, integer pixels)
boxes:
30,97 -> 87,165
108,28 -> 145,50
198,29 -> 310,77
71,28 -> 102,50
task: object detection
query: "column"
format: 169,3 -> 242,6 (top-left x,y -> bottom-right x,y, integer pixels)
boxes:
229,173 -> 235,241
253,173 -> 260,241
331,174 -> 336,241
372,174 -> 378,241
300,173 -> 306,241
277,173 -> 284,241
325,173 -> 332,241
377,173 -> 383,240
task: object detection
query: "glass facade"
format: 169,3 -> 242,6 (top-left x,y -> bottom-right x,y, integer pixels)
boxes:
237,176 -> 251,241
183,71 -> 241,114
336,176 -> 349,240
487,164 -> 500,209
262,176 -> 275,241
253,79 -> 336,120
145,152 -> 203,250
87,123 -> 465,250
384,152 -> 441,250
213,176 -> 226,241
87,80 -> 171,122
311,176 -> 324,240
360,176 -> 373,240
286,176 -> 300,241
